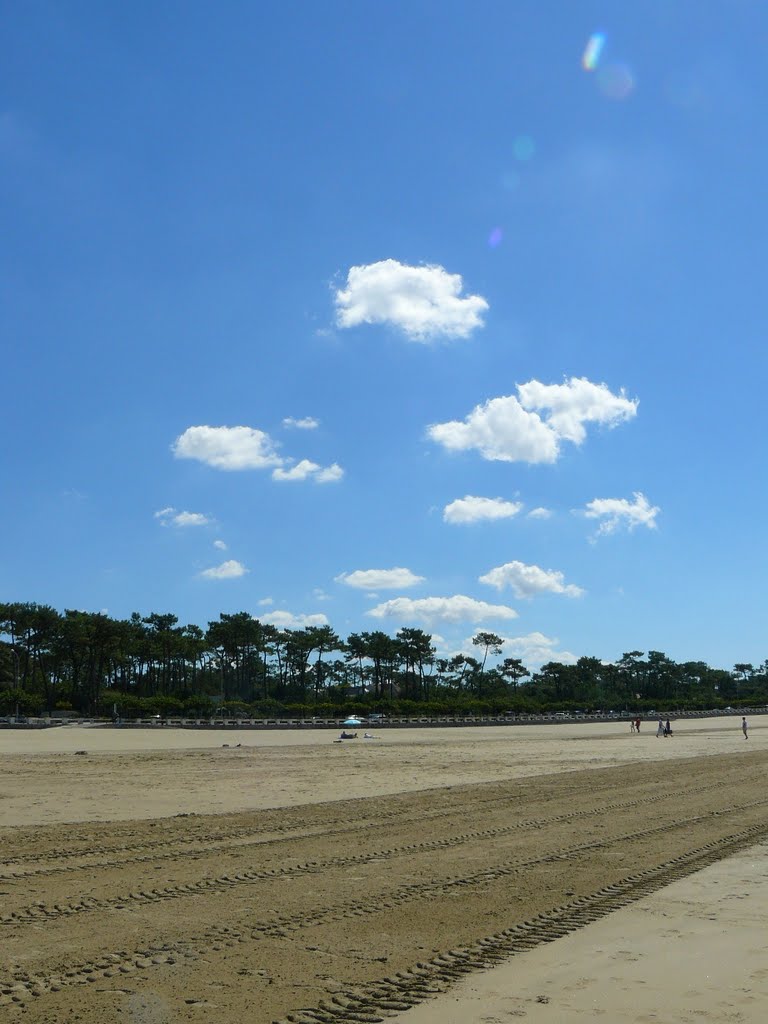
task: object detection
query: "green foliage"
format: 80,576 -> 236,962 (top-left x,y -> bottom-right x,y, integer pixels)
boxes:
0,689 -> 44,715
1,602 -> 766,716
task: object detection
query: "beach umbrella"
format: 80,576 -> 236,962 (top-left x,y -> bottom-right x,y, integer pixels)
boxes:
343,717 -> 362,726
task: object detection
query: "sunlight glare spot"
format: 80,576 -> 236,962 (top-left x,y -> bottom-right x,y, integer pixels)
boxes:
582,32 -> 606,72
513,135 -> 536,161
597,63 -> 635,100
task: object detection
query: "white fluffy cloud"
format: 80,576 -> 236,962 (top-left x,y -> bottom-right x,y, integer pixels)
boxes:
367,595 -> 518,626
282,416 -> 319,430
154,507 -> 212,528
334,259 -> 488,341
429,395 -> 558,463
173,425 -> 342,483
495,632 -> 578,669
335,567 -> 425,590
527,507 -> 553,520
428,377 -> 637,464
272,459 -> 344,483
315,464 -> 344,483
583,491 -> 660,536
517,378 -> 637,444
173,426 -> 284,471
259,610 -> 330,628
213,539 -> 228,550
478,560 -> 584,598
199,559 -> 248,580
443,496 -> 523,525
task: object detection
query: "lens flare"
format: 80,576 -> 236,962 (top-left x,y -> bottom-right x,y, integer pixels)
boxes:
597,63 -> 635,100
488,227 -> 503,248
582,32 -> 606,71
513,135 -> 535,161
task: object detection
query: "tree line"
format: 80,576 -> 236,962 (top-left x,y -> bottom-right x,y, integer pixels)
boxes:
1,601 -> 765,717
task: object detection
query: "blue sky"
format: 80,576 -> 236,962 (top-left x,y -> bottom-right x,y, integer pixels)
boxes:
2,1 -> 766,670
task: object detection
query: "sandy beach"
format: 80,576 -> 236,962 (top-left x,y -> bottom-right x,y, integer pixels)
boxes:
0,716 -> 758,826
401,842 -> 768,1023
1,716 -> 765,1022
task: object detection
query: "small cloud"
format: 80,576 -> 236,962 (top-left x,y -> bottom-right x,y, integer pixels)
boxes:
173,425 -> 284,471
174,511 -> 212,527
315,463 -> 344,483
272,459 -> 344,483
469,631 -> 577,669
517,378 -> 638,444
335,568 -> 425,590
443,495 -> 523,525
199,559 -> 248,580
528,507 -> 553,520
335,259 -> 488,341
367,595 -> 518,626
213,539 -> 228,550
428,377 -> 637,465
173,425 -> 342,483
313,588 -> 332,602
582,491 -> 660,537
283,416 -> 320,430
260,610 -> 330,628
272,459 -> 321,482
478,560 -> 584,599
257,597 -> 274,607
155,507 -> 213,528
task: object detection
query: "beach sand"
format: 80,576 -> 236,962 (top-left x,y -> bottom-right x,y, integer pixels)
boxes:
0,716 -> 757,825
0,716 -> 764,1022
400,842 -> 768,1024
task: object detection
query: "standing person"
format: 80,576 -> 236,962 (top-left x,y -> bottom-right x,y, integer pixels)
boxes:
665,718 -> 672,736
742,717 -> 749,740
630,719 -> 636,733
657,718 -> 665,737
635,717 -> 641,733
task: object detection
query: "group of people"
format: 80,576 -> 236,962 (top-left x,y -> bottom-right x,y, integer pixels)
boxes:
630,716 -> 750,739
630,716 -> 673,736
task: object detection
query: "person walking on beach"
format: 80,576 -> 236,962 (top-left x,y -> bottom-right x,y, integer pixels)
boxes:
630,719 -> 636,733
664,718 -> 672,737
656,718 -> 665,737
742,717 -> 749,740
635,717 -> 641,733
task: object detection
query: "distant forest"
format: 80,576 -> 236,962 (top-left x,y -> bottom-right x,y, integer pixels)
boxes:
1,602 -> 765,717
